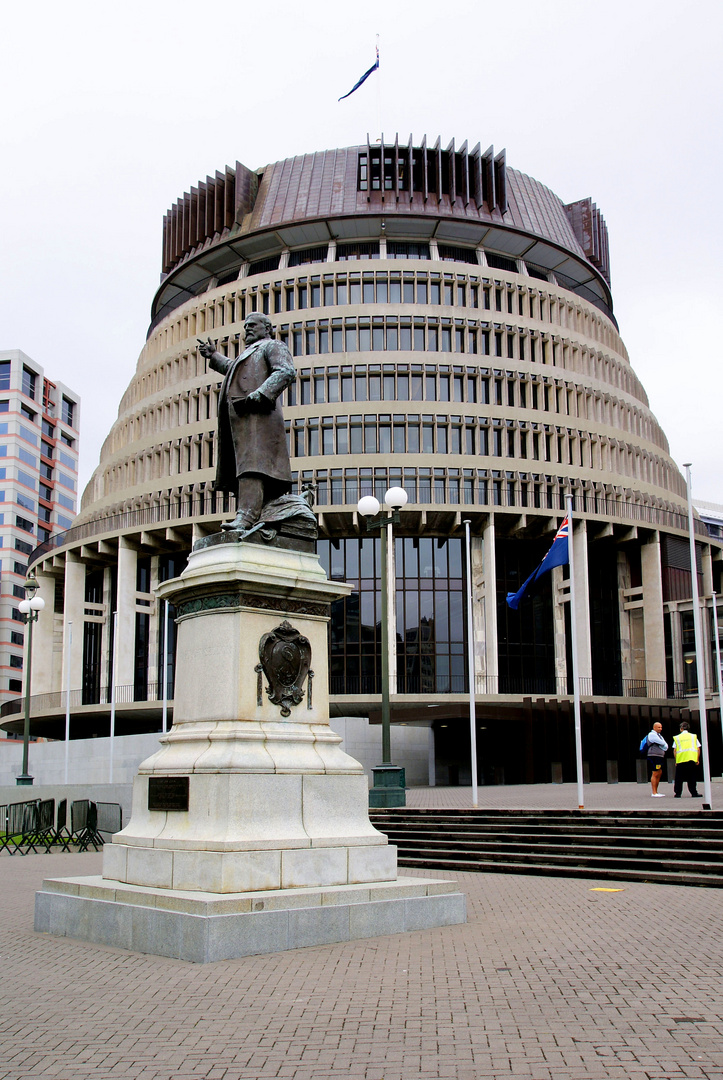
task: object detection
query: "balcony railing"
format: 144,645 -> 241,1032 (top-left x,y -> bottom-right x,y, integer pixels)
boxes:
0,676 -> 693,723
0,682 -> 170,719
28,485 -> 706,568
331,675 -> 689,699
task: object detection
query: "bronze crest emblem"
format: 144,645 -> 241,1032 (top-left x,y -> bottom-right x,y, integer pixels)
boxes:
255,620 -> 313,717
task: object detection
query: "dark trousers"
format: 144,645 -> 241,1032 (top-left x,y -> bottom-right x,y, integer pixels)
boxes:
674,760 -> 699,796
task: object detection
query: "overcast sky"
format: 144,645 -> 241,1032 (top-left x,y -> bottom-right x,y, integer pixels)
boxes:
1,0 -> 721,506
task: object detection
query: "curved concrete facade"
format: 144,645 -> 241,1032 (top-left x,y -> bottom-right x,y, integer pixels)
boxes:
10,138 -> 722,786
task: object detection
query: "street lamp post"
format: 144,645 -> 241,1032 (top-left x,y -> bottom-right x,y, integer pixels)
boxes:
358,486 -> 408,808
16,573 -> 46,786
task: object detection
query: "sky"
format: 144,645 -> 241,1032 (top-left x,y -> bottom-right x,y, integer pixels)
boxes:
1,0 -> 721,505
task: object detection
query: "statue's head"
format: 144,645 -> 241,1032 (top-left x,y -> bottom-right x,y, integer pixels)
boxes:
244,313 -> 273,343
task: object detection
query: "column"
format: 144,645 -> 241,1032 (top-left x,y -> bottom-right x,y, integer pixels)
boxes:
116,537 -> 138,689
427,724 -> 436,787
617,550 -> 633,682
571,518 -> 592,682
552,565 -> 568,687
64,552 -> 85,693
641,535 -> 666,684
481,517 -> 498,686
669,607 -> 685,689
31,570 -> 57,694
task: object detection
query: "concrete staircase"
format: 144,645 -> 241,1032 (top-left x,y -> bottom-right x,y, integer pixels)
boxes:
369,808 -> 723,887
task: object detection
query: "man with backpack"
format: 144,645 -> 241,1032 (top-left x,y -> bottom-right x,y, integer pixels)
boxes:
642,722 -> 668,797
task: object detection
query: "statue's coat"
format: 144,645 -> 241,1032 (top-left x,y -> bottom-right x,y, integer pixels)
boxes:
210,338 -> 295,494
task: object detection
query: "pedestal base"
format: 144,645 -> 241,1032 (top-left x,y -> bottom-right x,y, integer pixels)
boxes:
35,874 -> 466,963
369,765 -> 407,808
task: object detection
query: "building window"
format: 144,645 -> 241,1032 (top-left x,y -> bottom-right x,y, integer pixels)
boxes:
20,403 -> 36,422
247,254 -> 280,276
61,397 -> 75,427
0,361 -> 10,391
8,678 -> 22,693
22,367 -> 37,400
19,494 -> 38,514
387,242 -> 430,260
288,246 -> 328,267
10,654 -> 23,669
337,242 -> 380,261
438,244 -> 478,264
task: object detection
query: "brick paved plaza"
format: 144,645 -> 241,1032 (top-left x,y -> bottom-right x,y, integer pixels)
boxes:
1,813 -> 722,1080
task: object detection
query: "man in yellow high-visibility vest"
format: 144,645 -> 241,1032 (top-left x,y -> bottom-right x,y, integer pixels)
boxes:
672,721 -> 702,799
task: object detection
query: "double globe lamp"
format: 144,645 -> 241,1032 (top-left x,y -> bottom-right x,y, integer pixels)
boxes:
357,486 -> 408,808
16,573 -> 45,785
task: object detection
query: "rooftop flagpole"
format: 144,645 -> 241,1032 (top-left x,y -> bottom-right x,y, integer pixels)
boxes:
566,495 -> 585,809
376,35 -> 381,141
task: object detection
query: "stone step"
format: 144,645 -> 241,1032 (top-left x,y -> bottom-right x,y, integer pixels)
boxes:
378,827 -> 723,849
383,834 -> 723,859
396,855 -> 723,888
393,841 -> 723,874
370,807 -> 723,887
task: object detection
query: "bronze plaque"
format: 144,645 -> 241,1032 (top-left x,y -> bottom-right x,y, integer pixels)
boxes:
148,776 -> 189,811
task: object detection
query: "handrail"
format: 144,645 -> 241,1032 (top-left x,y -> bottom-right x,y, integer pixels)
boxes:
28,486 -> 708,567
0,675 -> 697,722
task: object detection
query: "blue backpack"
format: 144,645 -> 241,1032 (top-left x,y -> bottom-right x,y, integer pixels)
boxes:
639,735 -> 649,754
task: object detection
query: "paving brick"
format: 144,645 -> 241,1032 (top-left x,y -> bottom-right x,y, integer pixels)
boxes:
1,792 -> 723,1079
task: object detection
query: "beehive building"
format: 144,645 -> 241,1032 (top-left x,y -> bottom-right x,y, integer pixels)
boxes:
6,137 -> 722,785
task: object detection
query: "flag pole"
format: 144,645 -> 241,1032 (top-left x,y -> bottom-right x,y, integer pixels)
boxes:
683,464 -> 713,808
63,621 -> 72,785
162,599 -> 169,734
109,611 -> 117,785
566,495 -> 584,809
712,593 -> 723,752
463,520 -> 478,806
376,34 -> 381,141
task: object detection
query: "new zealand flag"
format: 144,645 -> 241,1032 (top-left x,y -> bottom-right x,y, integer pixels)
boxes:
506,516 -> 570,610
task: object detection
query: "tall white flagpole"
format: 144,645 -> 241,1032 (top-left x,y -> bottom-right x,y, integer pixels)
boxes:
162,600 -> 170,734
64,621 -> 72,785
109,611 -> 118,785
376,34 -> 381,141
683,464 -> 713,808
463,520 -> 478,806
566,495 -> 585,809
712,593 -> 723,751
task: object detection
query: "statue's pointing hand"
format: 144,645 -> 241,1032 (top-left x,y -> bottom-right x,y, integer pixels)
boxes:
198,337 -> 217,360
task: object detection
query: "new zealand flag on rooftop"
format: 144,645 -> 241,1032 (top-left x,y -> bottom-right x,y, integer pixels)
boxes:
506,516 -> 570,610
338,46 -> 379,101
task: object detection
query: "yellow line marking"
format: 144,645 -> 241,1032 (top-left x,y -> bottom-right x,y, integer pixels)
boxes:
589,887 -> 624,892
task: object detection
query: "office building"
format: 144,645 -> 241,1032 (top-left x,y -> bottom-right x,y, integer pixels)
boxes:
0,349 -> 80,709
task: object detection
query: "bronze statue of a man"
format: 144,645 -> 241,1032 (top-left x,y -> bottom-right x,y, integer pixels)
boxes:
199,313 -> 296,533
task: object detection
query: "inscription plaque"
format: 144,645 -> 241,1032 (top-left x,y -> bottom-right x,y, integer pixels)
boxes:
148,776 -> 190,811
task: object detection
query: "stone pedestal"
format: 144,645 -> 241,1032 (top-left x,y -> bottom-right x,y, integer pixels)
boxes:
36,538 -> 465,960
